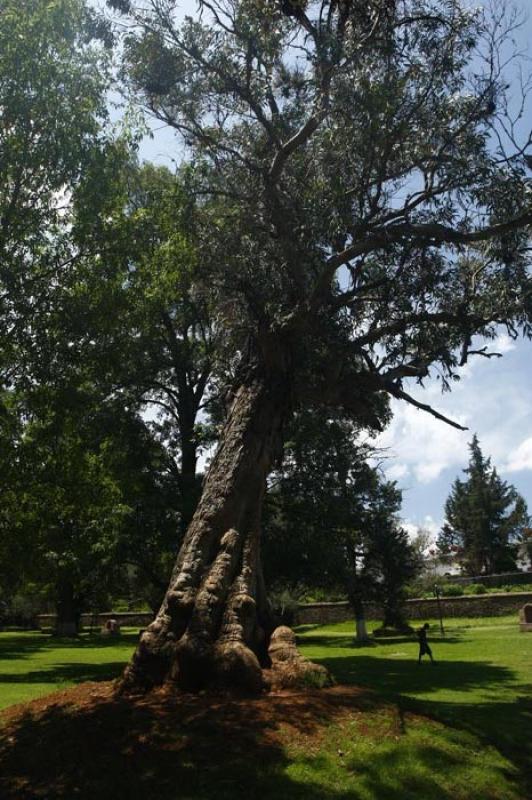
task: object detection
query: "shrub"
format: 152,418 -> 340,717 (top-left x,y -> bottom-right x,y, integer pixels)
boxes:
269,586 -> 304,626
467,583 -> 487,595
441,584 -> 464,597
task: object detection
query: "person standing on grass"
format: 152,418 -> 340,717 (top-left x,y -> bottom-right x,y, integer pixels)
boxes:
417,623 -> 435,665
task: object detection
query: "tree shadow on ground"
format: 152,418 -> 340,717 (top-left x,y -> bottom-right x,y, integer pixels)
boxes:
0,632 -> 139,662
0,662 -> 127,684
0,686 -> 386,800
319,653 -> 531,797
0,680 -> 524,800
318,654 -> 512,694
0,634 -> 58,661
299,633 -> 463,649
402,694 -> 532,799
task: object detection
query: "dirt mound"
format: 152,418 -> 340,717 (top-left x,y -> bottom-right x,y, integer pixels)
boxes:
0,681 -> 381,800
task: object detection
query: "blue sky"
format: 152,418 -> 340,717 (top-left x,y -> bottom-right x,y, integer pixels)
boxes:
100,0 -> 532,538
374,335 -> 532,538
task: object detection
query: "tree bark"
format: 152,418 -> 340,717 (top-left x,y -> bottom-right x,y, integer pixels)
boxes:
122,369 -> 291,693
54,580 -> 82,637
354,604 -> 370,642
348,590 -> 370,642
382,602 -> 410,632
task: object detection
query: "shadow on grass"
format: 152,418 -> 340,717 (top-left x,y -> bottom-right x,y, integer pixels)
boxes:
0,688 -> 385,800
0,662 -> 127,684
0,684 -> 511,800
318,654 -> 512,695
0,658 -> 528,799
404,695 -> 532,798
0,632 -> 139,661
298,634 -> 464,650
318,653 -> 531,797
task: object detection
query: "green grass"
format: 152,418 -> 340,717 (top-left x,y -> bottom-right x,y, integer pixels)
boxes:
297,616 -> 532,798
0,629 -> 138,710
0,618 -> 531,799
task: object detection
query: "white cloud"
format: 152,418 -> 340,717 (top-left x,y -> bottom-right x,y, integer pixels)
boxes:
494,333 -> 517,354
505,437 -> 532,473
386,462 -> 409,481
402,516 -> 442,549
376,338 -> 532,491
376,392 -> 469,484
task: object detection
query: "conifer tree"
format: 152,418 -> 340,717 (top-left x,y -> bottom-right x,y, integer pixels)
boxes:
438,436 -> 529,575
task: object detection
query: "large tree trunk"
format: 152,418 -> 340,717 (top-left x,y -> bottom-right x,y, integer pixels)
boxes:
347,588 -> 370,643
382,599 -> 410,632
122,367 -> 325,694
54,580 -> 82,637
353,600 -> 370,643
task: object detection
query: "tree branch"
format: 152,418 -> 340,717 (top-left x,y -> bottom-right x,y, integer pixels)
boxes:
387,384 -> 468,431
330,210 -> 532,273
268,111 -> 327,183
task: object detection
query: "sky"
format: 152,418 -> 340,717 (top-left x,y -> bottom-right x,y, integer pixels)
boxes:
99,0 -> 532,540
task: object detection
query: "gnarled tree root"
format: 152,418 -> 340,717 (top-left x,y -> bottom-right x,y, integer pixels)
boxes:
264,626 -> 333,691
119,625 -> 331,696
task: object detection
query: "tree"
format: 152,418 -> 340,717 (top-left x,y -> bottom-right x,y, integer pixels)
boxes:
0,0 -> 120,632
0,384 -> 180,635
70,162 -> 215,534
263,412 -> 376,592
262,411 -> 419,639
0,0 -> 112,393
108,0 -> 532,693
438,435 -> 530,575
363,507 -> 421,631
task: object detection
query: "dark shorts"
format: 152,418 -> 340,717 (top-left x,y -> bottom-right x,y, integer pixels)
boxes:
419,644 -> 432,656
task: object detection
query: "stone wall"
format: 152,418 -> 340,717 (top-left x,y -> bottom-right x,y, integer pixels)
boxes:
294,602 -> 353,626
37,611 -> 154,630
404,592 -> 532,619
35,592 -> 532,632
442,571 -> 532,588
295,592 -> 532,626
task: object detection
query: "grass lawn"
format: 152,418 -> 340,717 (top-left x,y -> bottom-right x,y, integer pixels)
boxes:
298,616 -> 532,798
0,628 -> 138,711
0,617 -> 530,799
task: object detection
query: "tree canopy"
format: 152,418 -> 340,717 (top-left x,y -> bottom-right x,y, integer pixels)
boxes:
0,0 -> 113,394
110,0 -> 532,429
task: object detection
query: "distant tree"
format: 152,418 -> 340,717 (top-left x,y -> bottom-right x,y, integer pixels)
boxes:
341,480 -> 421,636
364,511 -> 421,631
263,411 -> 421,637
438,436 -> 530,575
70,162 -> 215,533
0,386 -> 180,635
263,412 -> 373,592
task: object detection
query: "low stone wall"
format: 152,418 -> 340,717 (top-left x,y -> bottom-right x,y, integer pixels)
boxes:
36,592 -> 532,632
37,611 -> 154,630
295,592 -> 532,626
404,592 -> 532,619
294,601 -> 352,626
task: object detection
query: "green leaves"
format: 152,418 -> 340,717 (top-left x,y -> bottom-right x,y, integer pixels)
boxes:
438,436 -> 530,575
0,0 -> 112,394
